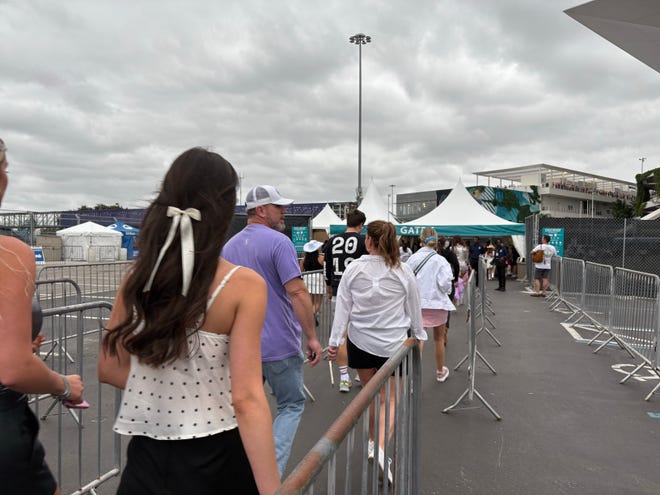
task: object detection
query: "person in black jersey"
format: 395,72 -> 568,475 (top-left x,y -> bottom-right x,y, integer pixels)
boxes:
323,209 -> 368,392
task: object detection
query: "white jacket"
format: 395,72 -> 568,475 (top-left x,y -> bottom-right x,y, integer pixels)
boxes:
407,247 -> 456,311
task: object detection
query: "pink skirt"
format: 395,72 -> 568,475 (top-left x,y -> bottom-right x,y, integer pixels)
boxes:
422,308 -> 448,327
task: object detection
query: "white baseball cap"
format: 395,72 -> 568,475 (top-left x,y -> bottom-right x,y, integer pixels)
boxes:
245,185 -> 294,210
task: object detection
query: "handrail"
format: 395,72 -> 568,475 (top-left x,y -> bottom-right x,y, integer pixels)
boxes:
276,338 -> 421,495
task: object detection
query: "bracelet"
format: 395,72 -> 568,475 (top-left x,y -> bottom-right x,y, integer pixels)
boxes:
53,375 -> 71,400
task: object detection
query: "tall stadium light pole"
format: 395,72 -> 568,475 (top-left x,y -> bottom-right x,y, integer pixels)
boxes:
639,157 -> 646,173
349,33 -> 371,204
389,184 -> 396,219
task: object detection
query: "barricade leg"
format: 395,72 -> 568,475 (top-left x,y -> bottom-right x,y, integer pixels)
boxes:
619,361 -> 647,384
644,377 -> 660,402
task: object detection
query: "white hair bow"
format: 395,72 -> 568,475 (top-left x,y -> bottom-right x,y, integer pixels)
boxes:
143,206 -> 202,297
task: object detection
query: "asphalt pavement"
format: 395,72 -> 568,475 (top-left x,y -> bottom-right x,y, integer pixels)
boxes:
289,278 -> 660,494
43,276 -> 660,494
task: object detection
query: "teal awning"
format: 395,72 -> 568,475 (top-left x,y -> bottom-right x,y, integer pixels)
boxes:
329,223 -> 525,237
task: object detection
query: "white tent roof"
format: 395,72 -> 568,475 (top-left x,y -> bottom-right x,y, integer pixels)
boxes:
56,221 -> 122,237
312,204 -> 344,230
358,179 -> 398,224
401,179 -> 524,236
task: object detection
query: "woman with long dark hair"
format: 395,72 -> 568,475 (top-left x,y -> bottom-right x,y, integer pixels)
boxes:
327,220 -> 425,485
0,138 -> 85,495
98,148 -> 280,495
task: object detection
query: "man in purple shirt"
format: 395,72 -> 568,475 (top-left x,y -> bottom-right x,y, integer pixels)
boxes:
223,185 -> 322,476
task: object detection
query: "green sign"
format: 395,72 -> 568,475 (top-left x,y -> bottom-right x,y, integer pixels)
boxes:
542,227 -> 564,257
292,226 -> 309,252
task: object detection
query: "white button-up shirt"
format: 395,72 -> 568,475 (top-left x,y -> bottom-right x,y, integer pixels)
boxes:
329,255 -> 426,358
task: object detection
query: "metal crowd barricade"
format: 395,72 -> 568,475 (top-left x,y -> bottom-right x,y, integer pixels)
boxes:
35,278 -> 83,309
37,261 -> 132,301
582,262 -> 632,355
33,301 -> 122,495
34,279 -> 83,365
455,259 -> 499,373
301,269 -> 336,388
444,271 -> 501,420
544,256 -> 562,306
609,268 -> 660,401
582,262 -> 613,332
555,257 -> 585,322
276,339 -> 422,495
475,256 -> 500,347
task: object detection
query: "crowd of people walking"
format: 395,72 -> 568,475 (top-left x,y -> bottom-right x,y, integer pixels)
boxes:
2,140 -> 535,494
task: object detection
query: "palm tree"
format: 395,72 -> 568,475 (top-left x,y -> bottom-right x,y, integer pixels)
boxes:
611,199 -> 635,219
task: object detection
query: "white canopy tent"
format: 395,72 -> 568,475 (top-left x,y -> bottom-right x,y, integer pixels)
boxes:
56,221 -> 122,261
311,204 -> 344,231
357,178 -> 398,224
400,179 -> 526,254
329,179 -> 398,235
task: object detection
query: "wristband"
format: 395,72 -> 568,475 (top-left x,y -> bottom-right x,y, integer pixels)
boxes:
53,375 -> 71,400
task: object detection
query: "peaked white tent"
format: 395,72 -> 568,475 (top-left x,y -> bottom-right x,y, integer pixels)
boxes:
357,179 -> 398,224
399,179 -> 525,237
56,221 -> 122,262
312,204 -> 344,231
328,179 -> 398,235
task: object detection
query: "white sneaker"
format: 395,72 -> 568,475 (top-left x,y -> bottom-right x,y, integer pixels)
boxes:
367,440 -> 374,462
436,366 -> 449,383
339,378 -> 352,393
377,449 -> 393,486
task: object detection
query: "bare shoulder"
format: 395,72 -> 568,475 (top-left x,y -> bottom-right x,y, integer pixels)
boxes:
0,237 -> 36,276
219,259 -> 265,289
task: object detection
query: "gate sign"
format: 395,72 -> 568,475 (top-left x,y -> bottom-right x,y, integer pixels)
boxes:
291,226 -> 309,252
542,227 -> 564,257
32,246 -> 46,264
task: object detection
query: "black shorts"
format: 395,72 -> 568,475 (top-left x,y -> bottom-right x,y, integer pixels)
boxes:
347,337 -> 406,376
535,268 -> 550,280
0,390 -> 57,495
117,427 -> 258,495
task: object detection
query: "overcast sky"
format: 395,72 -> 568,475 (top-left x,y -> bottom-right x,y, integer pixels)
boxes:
1,0 -> 658,212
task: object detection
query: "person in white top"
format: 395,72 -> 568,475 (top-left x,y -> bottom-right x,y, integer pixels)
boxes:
530,234 -> 558,298
407,228 -> 456,383
485,244 -> 495,280
98,148 -> 280,495
452,237 -> 469,276
327,220 -> 426,485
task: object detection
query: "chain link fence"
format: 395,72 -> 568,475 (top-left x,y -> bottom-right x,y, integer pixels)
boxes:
525,215 -> 660,277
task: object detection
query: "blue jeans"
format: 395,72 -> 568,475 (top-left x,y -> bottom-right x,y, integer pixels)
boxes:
262,352 -> 305,475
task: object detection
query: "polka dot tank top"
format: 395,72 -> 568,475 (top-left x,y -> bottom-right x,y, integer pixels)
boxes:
113,266 -> 241,440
